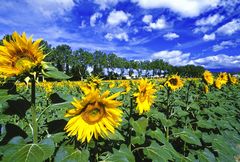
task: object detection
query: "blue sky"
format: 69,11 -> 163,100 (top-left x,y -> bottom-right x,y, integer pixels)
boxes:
0,0 -> 240,70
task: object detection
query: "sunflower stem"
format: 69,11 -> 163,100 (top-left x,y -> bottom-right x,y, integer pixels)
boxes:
31,76 -> 38,143
127,97 -> 133,147
166,88 -> 170,141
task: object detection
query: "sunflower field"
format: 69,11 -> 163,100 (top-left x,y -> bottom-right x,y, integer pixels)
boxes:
1,32 -> 240,162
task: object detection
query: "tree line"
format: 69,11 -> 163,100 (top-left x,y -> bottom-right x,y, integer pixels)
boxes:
0,35 -> 205,80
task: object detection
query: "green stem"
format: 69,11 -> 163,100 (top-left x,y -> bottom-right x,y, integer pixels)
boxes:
31,77 -> 38,143
166,88 -> 170,141
183,141 -> 187,156
166,126 -> 169,142
127,97 -> 133,146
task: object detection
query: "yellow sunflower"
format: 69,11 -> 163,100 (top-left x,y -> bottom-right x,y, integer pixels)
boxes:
165,75 -> 184,91
64,89 -> 123,143
218,72 -> 228,85
133,79 -> 156,115
214,78 -> 222,89
118,80 -> 131,94
0,32 -> 44,77
203,70 -> 214,85
109,81 -> 115,88
228,74 -> 238,84
204,85 -> 209,93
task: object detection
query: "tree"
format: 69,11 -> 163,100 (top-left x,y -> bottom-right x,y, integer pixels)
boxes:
71,49 -> 93,80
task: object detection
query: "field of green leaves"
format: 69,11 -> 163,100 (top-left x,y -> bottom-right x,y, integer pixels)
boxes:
0,75 -> 240,162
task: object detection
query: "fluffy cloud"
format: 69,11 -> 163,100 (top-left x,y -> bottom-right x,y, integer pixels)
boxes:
151,50 -> 240,69
194,14 -> 224,34
131,0 -> 219,17
203,33 -> 215,41
93,0 -> 125,10
193,26 -> 209,33
212,41 -> 237,52
142,15 -> 153,24
105,32 -> 129,41
90,12 -> 103,27
216,19 -> 240,35
163,32 -> 179,40
196,14 -> 224,26
144,17 -> 167,31
107,10 -> 131,26
190,54 -> 240,69
151,50 -> 190,66
26,0 -> 75,18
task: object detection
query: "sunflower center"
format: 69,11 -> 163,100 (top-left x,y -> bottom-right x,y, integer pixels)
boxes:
82,103 -> 105,124
169,78 -> 178,85
15,57 -> 35,72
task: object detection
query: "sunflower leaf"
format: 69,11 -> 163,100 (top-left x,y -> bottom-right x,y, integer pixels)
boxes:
41,63 -> 71,80
55,144 -> 89,162
1,138 -> 55,162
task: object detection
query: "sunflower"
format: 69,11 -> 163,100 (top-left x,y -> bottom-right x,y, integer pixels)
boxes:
204,85 -> 209,93
133,79 -> 156,115
218,72 -> 228,85
0,32 -> 44,78
214,78 -> 222,89
228,74 -> 238,84
203,70 -> 214,85
118,80 -> 131,94
165,75 -> 184,91
64,89 -> 123,143
109,81 -> 115,88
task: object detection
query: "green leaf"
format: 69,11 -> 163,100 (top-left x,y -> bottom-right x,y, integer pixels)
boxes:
212,137 -> 236,161
131,135 -> 145,145
50,132 -> 66,143
188,102 -> 200,110
48,102 -> 72,110
179,129 -> 202,146
55,145 -> 89,162
144,141 -> 172,162
197,149 -> 216,162
130,117 -> 148,135
197,119 -> 215,129
174,107 -> 189,117
147,128 -> 167,145
108,144 -> 135,162
42,63 -> 71,80
108,130 -> 125,141
2,138 -> 55,162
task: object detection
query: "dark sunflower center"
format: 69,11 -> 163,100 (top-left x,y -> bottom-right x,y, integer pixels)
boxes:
82,103 -> 105,124
169,78 -> 178,85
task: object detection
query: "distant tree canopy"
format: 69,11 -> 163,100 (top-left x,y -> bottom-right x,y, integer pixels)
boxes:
0,35 -> 205,79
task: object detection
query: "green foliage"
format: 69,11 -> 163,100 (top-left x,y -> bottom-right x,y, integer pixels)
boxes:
0,77 -> 240,161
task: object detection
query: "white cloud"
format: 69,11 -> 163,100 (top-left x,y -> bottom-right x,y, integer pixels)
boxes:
107,10 -> 131,26
79,20 -> 86,28
196,14 -> 224,26
194,14 -> 224,34
90,12 -> 102,27
216,19 -> 240,35
151,50 -> 240,69
144,17 -> 167,31
151,50 -> 190,66
212,41 -> 237,52
105,32 -> 129,41
203,33 -> 215,41
190,54 -> 240,69
163,32 -> 179,40
26,0 -> 75,18
131,0 -> 219,17
142,15 -> 153,24
193,27 -> 210,34
93,0 -> 125,10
